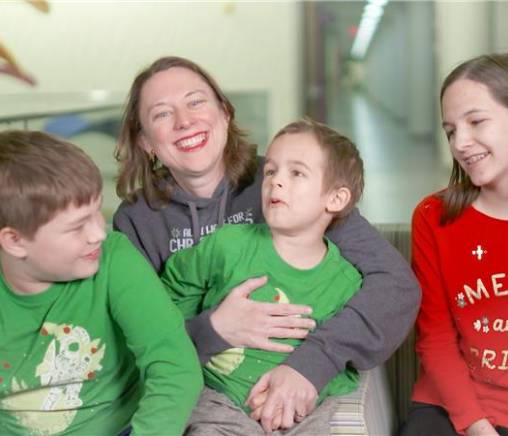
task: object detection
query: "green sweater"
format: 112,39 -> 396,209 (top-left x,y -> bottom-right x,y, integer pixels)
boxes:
162,224 -> 361,410
0,232 -> 202,436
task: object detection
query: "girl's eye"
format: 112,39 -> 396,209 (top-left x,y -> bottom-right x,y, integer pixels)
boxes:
292,170 -> 304,177
264,168 -> 275,176
471,119 -> 485,126
444,129 -> 455,141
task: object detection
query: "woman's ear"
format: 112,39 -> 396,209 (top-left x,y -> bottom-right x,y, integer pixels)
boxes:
326,187 -> 351,214
137,132 -> 152,154
0,227 -> 28,259
221,103 -> 231,123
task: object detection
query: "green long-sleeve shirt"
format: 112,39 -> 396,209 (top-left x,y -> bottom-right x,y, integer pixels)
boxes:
162,224 -> 361,410
0,231 -> 202,436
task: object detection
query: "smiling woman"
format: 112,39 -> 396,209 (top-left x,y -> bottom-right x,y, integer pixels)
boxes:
136,67 -> 230,197
113,55 -> 420,434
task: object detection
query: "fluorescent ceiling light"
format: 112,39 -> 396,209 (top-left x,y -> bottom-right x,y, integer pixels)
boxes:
351,0 -> 388,59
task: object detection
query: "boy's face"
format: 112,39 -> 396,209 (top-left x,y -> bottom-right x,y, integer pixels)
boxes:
262,132 -> 336,236
16,196 -> 106,293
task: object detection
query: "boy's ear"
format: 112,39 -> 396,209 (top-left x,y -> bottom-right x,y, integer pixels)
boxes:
0,227 -> 28,258
326,187 -> 351,214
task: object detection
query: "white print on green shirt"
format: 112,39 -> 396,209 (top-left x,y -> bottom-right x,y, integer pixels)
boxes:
1,322 -> 105,436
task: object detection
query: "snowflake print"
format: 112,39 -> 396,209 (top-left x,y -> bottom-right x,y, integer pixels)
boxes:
473,319 -> 481,331
456,293 -> 467,308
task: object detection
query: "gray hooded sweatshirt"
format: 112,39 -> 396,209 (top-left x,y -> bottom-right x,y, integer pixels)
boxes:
113,159 -> 420,391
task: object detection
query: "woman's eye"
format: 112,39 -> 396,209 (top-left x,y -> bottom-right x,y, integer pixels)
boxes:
189,99 -> 206,108
154,111 -> 171,120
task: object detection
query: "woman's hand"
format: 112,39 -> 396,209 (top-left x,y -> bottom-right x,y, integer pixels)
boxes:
209,276 -> 316,352
466,418 -> 499,436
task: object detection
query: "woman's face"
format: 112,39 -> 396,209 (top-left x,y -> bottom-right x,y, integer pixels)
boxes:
137,67 -> 229,192
442,78 -> 508,193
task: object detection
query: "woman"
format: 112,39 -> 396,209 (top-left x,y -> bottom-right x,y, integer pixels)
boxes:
402,54 -> 508,436
113,56 -> 419,431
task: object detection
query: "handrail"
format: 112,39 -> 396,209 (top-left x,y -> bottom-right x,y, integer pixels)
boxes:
0,92 -> 126,127
0,103 -> 123,125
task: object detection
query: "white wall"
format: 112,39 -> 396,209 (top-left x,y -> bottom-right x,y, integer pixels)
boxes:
362,1 -> 436,139
493,1 -> 508,52
0,1 -> 302,136
363,2 -> 409,121
434,1 -> 492,166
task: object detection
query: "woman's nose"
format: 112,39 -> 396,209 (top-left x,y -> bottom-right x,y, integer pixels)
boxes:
174,108 -> 192,130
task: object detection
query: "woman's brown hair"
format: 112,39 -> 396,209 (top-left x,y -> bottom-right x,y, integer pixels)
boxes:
440,53 -> 508,224
115,56 -> 257,209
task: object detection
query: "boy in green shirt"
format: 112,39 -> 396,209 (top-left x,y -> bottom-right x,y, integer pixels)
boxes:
0,131 -> 203,435
162,118 -> 365,435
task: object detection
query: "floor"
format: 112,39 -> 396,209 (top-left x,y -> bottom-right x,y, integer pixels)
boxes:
328,87 -> 449,224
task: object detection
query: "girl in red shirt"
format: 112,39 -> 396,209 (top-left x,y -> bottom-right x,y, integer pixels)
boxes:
402,54 -> 508,436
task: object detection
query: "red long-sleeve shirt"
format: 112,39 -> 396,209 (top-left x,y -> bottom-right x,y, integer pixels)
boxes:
412,194 -> 508,433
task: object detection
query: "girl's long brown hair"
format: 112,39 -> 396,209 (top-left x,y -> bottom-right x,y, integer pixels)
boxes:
439,53 -> 508,224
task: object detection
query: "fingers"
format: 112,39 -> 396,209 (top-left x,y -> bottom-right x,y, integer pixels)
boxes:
263,302 -> 313,317
294,411 -> 305,423
249,405 -> 263,421
252,339 -> 294,353
270,412 -> 282,433
268,328 -> 310,340
268,313 -> 316,330
246,373 -> 270,406
280,397 -> 296,429
229,276 -> 268,298
260,399 -> 282,434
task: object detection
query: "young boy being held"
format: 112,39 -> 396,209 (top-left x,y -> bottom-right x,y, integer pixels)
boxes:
162,118 -> 365,435
0,131 -> 203,436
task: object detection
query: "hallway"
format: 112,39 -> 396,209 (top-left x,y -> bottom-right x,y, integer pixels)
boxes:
328,87 -> 449,224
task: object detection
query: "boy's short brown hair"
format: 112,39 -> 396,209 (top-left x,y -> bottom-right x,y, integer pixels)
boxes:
273,118 -> 364,227
0,130 -> 102,239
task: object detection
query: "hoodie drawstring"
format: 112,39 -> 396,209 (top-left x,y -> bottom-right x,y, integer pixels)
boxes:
217,184 -> 228,229
188,201 -> 201,246
187,183 -> 229,246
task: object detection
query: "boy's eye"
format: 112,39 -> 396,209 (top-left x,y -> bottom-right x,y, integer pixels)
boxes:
291,170 -> 304,177
264,168 -> 275,176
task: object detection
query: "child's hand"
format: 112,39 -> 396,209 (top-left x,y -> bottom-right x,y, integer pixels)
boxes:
248,389 -> 268,417
465,419 -> 499,436
246,365 -> 317,433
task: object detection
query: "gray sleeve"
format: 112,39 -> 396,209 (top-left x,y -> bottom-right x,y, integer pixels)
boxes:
185,310 -> 231,364
284,208 -> 421,391
112,206 -> 164,273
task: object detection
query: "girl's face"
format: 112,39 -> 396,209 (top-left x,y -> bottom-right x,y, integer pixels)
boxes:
442,78 -> 508,193
137,67 -> 229,193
